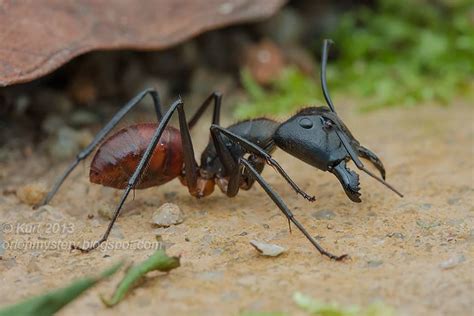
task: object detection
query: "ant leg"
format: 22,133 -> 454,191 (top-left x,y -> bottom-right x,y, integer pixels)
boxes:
210,128 -> 344,260
36,88 -> 163,208
71,97 -> 199,252
188,92 -> 222,129
210,127 -> 344,259
210,125 -> 316,202
240,155 -> 265,190
209,127 -> 255,198
238,158 -> 347,261
177,99 -> 199,192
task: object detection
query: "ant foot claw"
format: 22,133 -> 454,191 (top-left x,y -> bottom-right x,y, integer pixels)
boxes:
32,202 -> 46,210
332,253 -> 349,261
70,244 -> 91,253
300,192 -> 316,202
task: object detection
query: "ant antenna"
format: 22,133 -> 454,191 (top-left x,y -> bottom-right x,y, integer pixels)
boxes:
321,39 -> 337,113
320,39 -> 403,198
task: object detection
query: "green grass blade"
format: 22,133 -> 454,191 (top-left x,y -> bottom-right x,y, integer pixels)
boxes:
101,249 -> 180,307
0,261 -> 123,316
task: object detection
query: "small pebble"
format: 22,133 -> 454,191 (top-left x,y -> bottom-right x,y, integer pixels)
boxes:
47,126 -> 88,160
110,225 -> 124,239
367,260 -> 384,268
237,275 -> 258,287
312,209 -> 336,220
197,271 -> 224,281
250,240 -> 286,257
420,203 -> 432,210
386,232 -> 405,240
439,254 -> 465,269
16,183 -> 47,206
97,203 -> 114,220
32,205 -> 64,221
416,219 -> 441,229
152,203 -> 184,227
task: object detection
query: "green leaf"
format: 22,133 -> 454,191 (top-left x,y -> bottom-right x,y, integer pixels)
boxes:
235,67 -> 322,119
100,249 -> 180,307
293,292 -> 396,316
0,261 -> 123,316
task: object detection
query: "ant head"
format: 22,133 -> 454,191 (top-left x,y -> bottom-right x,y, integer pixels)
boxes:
274,106 -> 363,202
273,39 -> 403,202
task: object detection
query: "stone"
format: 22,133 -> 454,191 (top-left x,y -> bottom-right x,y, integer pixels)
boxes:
439,254 -> 465,269
46,126 -> 93,161
152,203 -> 184,227
312,209 -> 336,220
97,203 -> 114,220
250,240 -> 286,257
16,183 -> 47,206
367,260 -> 384,268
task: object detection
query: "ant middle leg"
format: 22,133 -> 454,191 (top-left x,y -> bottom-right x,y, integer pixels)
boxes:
36,88 -> 164,208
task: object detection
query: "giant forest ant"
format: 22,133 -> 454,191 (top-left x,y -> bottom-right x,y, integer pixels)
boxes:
37,40 -> 403,260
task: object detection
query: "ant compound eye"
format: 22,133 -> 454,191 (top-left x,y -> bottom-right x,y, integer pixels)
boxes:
298,117 -> 313,129
322,118 -> 334,131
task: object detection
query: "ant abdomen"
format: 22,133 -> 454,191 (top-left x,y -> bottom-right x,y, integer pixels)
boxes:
89,123 -> 184,189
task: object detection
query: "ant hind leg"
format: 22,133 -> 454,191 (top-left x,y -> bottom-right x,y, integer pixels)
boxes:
36,88 -> 163,208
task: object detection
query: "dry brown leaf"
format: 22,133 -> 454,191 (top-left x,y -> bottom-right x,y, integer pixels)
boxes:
0,0 -> 286,87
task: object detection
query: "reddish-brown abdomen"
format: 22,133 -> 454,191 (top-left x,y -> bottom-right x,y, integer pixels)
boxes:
89,123 -> 184,189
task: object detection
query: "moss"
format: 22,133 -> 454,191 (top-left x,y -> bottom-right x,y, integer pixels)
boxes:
236,0 -> 473,118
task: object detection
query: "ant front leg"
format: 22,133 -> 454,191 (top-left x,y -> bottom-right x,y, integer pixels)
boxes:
209,127 -> 345,260
210,125 -> 316,202
36,88 -> 163,208
71,97 -> 200,252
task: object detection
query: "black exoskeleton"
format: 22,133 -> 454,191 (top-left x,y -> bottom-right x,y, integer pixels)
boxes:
38,39 -> 402,259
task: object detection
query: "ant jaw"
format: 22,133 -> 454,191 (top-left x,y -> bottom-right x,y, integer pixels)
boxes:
330,160 -> 361,203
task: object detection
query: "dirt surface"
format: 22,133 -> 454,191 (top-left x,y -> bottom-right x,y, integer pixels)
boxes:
0,102 -> 472,315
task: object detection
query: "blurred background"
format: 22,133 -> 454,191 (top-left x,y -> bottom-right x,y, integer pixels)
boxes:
1,0 -> 472,164
0,2 -> 472,315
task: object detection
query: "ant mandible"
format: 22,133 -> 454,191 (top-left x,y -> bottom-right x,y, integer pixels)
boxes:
36,39 -> 403,260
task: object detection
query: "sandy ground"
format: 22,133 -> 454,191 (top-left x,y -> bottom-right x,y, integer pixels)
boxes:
0,102 -> 472,316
